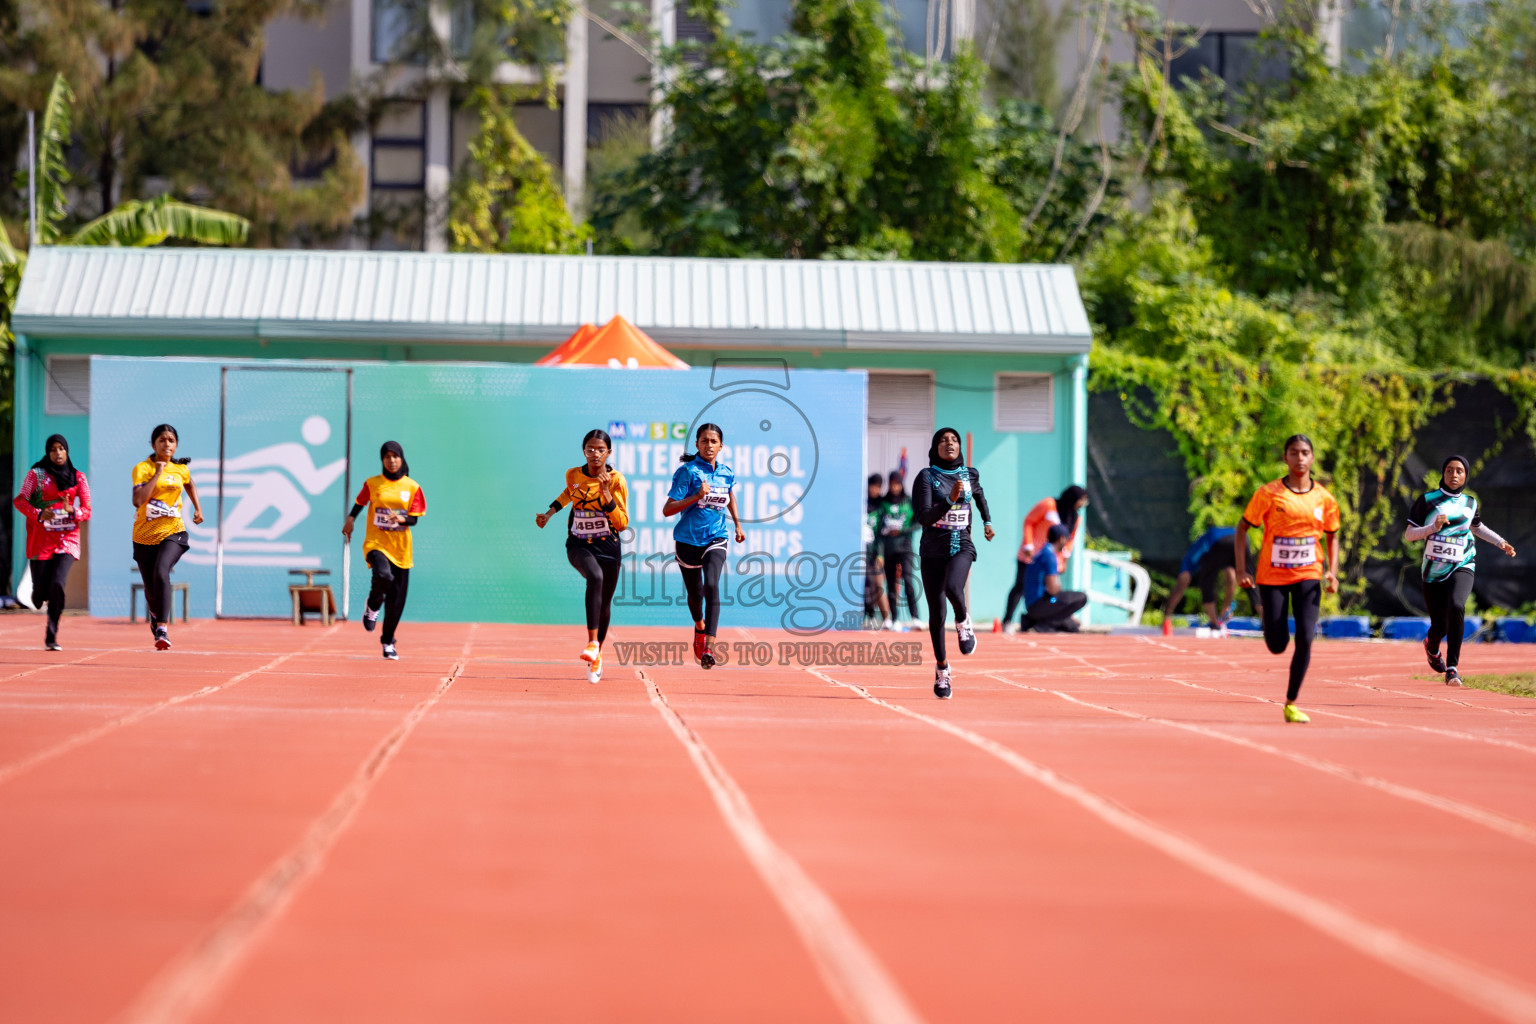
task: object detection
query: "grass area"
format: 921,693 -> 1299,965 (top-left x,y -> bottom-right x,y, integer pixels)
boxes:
1461,673 -> 1536,698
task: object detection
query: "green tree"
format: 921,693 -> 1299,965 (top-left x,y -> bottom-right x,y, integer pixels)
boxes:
448,86 -> 588,253
0,0 -> 361,245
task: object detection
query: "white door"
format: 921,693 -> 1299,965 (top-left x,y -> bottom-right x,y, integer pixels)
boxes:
865,372 -> 934,484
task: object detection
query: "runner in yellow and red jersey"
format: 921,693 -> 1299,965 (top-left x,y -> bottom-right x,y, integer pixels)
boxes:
343,441 -> 425,661
131,424 -> 205,651
1235,434 -> 1341,723
537,428 -> 630,684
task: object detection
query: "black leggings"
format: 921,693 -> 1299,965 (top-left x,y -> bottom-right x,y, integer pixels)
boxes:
30,553 -> 76,637
884,550 -> 920,619
568,546 -> 621,642
1003,559 -> 1029,625
679,544 -> 727,636
920,551 -> 973,666
1256,580 -> 1321,702
133,533 -> 189,629
366,550 -> 410,644
1424,569 -> 1475,670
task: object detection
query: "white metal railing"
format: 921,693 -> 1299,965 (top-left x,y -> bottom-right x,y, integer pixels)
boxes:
1083,550 -> 1151,626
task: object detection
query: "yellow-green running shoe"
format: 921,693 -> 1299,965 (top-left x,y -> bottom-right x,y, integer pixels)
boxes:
1283,704 -> 1310,724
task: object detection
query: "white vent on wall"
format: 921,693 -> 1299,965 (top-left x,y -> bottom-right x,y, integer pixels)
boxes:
45,356 -> 90,415
867,372 -> 934,430
994,372 -> 1052,432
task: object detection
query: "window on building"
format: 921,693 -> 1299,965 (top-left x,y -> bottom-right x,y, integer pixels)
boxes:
372,101 -> 427,189
993,373 -> 1053,433
1169,31 -> 1288,90
373,0 -> 419,64
45,356 -> 90,416
866,372 -> 935,481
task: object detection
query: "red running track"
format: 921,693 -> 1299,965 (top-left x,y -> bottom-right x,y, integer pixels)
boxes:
1,616 -> 1534,1023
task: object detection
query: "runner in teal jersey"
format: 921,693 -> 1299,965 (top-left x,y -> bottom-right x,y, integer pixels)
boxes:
1403,454 -> 1517,686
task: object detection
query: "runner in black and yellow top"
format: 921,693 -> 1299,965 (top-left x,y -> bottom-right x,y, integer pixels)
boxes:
537,428 -> 630,684
131,424 -> 204,651
1404,454 -> 1517,686
1234,434 -> 1341,723
343,441 -> 425,661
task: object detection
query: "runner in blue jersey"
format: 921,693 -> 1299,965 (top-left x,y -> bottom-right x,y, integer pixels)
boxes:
663,423 -> 744,669
1162,526 -> 1238,629
1403,454 -> 1516,686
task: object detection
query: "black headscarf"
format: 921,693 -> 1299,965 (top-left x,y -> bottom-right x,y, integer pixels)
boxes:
1056,484 -> 1088,537
928,427 -> 963,471
380,441 -> 409,481
1440,454 -> 1470,494
33,434 -> 78,491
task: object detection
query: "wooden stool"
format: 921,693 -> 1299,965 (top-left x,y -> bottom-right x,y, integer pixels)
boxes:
130,578 -> 190,623
289,569 -> 336,626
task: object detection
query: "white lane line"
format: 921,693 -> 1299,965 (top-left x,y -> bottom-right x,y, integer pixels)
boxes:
640,669 -> 926,1024
1165,677 -> 1536,759
0,638 -> 328,789
1323,678 -> 1536,717
810,668 -> 1536,1024
985,672 -> 1536,846
120,627 -> 477,1024
0,646 -> 136,686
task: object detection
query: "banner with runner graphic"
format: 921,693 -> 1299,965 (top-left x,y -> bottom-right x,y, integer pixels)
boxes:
89,357 -> 866,629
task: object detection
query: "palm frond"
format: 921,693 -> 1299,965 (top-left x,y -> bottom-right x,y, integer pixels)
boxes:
68,195 -> 249,248
35,74 -> 75,245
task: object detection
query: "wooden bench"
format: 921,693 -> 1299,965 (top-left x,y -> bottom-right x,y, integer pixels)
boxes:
289,569 -> 337,626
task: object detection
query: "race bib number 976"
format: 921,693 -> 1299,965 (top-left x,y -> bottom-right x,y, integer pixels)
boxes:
1270,536 -> 1316,569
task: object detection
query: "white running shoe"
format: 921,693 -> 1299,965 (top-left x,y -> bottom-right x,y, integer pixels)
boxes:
956,617 -> 976,656
587,655 -> 603,684
382,643 -> 398,661
581,641 -> 600,665
882,618 -> 896,631
1003,622 -> 1020,635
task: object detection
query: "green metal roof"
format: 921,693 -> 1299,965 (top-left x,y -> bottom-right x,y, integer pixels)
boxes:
12,247 -> 1093,353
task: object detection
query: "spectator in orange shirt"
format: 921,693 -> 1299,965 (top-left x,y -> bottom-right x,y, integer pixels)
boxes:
1004,484 -> 1087,630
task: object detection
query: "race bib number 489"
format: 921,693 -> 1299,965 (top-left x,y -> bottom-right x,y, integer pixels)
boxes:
1426,533 -> 1468,564
1270,535 -> 1316,569
572,508 -> 611,539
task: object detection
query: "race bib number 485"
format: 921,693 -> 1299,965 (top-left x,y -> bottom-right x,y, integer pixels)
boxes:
1270,535 -> 1316,569
1426,533 -> 1468,564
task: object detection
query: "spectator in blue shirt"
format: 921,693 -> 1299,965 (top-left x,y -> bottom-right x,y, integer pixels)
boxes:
1163,526 -> 1239,627
1020,524 -> 1088,633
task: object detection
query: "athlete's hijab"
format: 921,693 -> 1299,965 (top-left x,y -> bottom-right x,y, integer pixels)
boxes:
34,434 -> 78,491
928,428 -> 963,472
1440,454 -> 1470,495
1056,484 -> 1088,537
380,441 -> 409,481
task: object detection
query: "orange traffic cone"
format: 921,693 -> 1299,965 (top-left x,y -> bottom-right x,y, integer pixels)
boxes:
1162,618 -> 1173,637
992,617 -> 1002,633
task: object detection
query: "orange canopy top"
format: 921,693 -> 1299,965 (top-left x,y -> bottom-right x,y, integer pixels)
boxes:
535,315 -> 688,369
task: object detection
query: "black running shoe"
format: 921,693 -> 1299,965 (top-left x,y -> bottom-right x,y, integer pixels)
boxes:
956,617 -> 976,656
154,627 -> 171,651
934,666 -> 953,699
1445,667 -> 1462,687
382,642 -> 398,661
1424,638 -> 1446,673
701,647 -> 716,670
363,605 -> 378,632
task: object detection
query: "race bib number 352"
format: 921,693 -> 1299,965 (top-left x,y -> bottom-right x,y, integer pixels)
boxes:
1270,535 -> 1316,569
1426,533 -> 1468,564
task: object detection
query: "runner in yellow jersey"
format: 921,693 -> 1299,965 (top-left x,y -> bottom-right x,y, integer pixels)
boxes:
537,428 -> 630,683
343,441 -> 426,661
131,424 -> 205,651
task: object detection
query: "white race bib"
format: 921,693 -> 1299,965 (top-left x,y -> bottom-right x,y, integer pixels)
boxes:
698,489 -> 730,511
43,507 -> 76,532
883,514 -> 905,534
572,508 -> 611,539
146,499 -> 181,521
1270,535 -> 1316,569
373,507 -> 407,532
1426,533 -> 1468,564
938,504 -> 971,530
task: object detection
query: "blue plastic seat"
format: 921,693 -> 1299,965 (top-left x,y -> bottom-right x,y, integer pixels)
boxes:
1319,616 -> 1371,639
1496,618 -> 1533,643
1381,617 -> 1431,641
1226,617 -> 1263,633
1463,615 -> 1483,641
